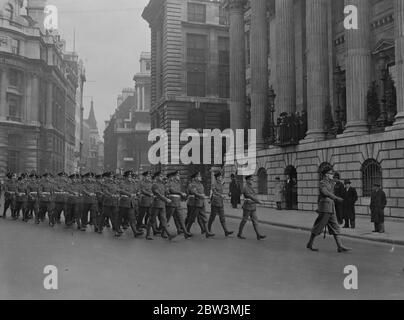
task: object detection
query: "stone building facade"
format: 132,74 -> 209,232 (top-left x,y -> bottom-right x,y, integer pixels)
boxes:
0,0 -> 83,176
222,0 -> 404,218
142,0 -> 230,189
104,54 -> 152,174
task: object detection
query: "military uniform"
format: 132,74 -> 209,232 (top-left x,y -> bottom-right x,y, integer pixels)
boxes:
82,177 -> 100,231
65,178 -> 84,229
138,178 -> 153,230
208,178 -> 233,236
54,175 -> 69,224
100,177 -> 121,236
15,178 -> 28,221
118,176 -> 142,237
238,179 -> 265,240
26,176 -> 39,220
2,176 -> 18,219
147,177 -> 174,240
37,177 -> 55,225
166,175 -> 191,238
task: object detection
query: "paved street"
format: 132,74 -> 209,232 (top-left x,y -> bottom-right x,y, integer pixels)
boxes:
1,216 -> 404,300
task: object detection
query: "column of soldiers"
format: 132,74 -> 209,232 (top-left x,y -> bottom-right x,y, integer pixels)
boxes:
1,169 -> 266,241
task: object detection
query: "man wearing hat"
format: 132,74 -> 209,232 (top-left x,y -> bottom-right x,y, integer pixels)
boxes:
208,172 -> 234,237
370,182 -> 387,233
65,174 -> 85,230
333,172 -> 345,225
238,175 -> 266,240
342,179 -> 358,229
82,173 -> 101,232
37,173 -> 56,226
26,173 -> 39,221
117,171 -> 143,237
2,172 -> 18,219
147,171 -> 176,241
229,174 -> 241,209
137,171 -> 154,231
187,172 -> 214,238
54,172 -> 69,225
306,164 -> 350,252
274,177 -> 283,210
15,174 -> 28,221
99,172 -> 122,236
166,171 -> 192,239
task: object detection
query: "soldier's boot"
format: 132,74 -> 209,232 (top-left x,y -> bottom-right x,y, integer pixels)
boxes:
306,233 -> 319,251
146,224 -> 154,240
178,219 -> 192,239
130,222 -> 143,238
350,220 -> 355,229
237,220 -> 247,239
343,219 -> 350,228
2,207 -> 6,218
334,235 -> 351,253
252,221 -> 266,240
220,219 -> 234,237
49,212 -> 55,227
204,222 -> 215,238
207,215 -> 214,233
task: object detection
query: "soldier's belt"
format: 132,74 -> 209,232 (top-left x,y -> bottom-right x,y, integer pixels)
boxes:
18,193 -> 26,196
188,195 -> 195,198
87,193 -> 96,197
120,195 -> 129,198
29,192 -> 37,196
41,192 -> 51,195
55,192 -> 68,195
170,195 -> 181,198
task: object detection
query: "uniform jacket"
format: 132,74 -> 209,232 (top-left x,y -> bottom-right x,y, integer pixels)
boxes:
242,183 -> 260,211
102,182 -> 120,207
211,181 -> 224,208
38,180 -> 55,202
370,189 -> 387,223
187,182 -> 196,207
54,179 -> 68,203
66,182 -> 84,204
167,180 -> 183,208
4,180 -> 18,199
83,182 -> 99,204
140,180 -> 153,207
26,180 -> 39,201
317,178 -> 338,214
190,182 -> 206,208
119,181 -> 138,208
16,181 -> 28,201
152,182 -> 170,209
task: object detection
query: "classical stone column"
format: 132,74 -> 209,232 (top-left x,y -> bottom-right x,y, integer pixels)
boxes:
343,0 -> 371,135
305,0 -> 329,141
392,0 -> 404,128
275,0 -> 296,115
31,74 -> 40,123
156,28 -> 163,101
229,0 -> 246,132
46,81 -> 53,128
0,69 -> 7,120
250,0 -> 268,148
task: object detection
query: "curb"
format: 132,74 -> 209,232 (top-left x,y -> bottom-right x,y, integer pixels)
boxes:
225,214 -> 404,247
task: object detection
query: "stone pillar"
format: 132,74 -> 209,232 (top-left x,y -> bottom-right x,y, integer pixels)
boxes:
343,0 -> 371,135
305,0 -> 329,141
275,0 -> 296,115
31,74 -> 40,124
229,0 -> 246,132
392,0 -> 404,129
250,0 -> 268,148
0,68 -> 7,120
46,81 -> 53,128
156,28 -> 163,101
117,136 -> 125,171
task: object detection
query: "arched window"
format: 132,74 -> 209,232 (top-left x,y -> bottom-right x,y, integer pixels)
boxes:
362,159 -> 382,197
257,168 -> 268,195
4,3 -> 13,20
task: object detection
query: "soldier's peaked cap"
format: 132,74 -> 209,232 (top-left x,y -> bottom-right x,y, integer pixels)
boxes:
123,170 -> 132,177
214,172 -> 222,178
152,171 -> 162,179
190,172 -> 200,179
142,171 -> 150,177
167,171 -> 179,178
102,172 -> 112,178
320,164 -> 334,176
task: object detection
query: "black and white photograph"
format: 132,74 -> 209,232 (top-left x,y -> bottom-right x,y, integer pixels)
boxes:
1,0 -> 404,304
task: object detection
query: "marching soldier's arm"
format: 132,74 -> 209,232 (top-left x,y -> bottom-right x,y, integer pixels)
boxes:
243,186 -> 260,204
141,185 -> 154,197
319,181 -> 340,201
168,184 -> 184,197
118,185 -> 132,197
152,184 -> 171,202
212,184 -> 223,198
190,185 -> 206,199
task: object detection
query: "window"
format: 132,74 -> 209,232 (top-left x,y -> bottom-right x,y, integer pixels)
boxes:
4,4 -> 13,20
362,159 -> 382,197
7,134 -> 22,173
218,37 -> 229,65
11,39 -> 20,55
7,94 -> 21,121
257,168 -> 268,195
188,108 -> 206,131
187,34 -> 207,63
218,68 -> 229,98
146,62 -> 151,71
9,68 -> 21,88
219,6 -> 229,25
187,71 -> 206,97
188,3 -> 206,23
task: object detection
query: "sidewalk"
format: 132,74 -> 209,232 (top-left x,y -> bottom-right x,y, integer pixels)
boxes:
220,203 -> 404,246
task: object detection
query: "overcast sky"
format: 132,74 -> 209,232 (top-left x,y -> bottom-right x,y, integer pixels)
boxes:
51,0 -> 151,136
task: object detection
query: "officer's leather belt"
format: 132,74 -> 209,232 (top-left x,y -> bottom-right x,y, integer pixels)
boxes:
170,195 -> 181,198
29,192 -> 37,196
55,192 -> 67,195
41,192 -> 51,195
18,193 -> 26,196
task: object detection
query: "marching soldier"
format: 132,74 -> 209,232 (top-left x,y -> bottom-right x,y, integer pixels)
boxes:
306,164 -> 350,253
2,172 -> 18,219
15,174 -> 28,221
54,172 -> 69,225
208,172 -> 234,237
99,172 -> 121,237
186,172 -> 214,238
166,171 -> 192,239
137,171 -> 154,231
185,174 -> 205,234
237,175 -> 266,240
37,173 -> 55,226
26,173 -> 39,221
65,174 -> 85,230
118,171 -> 143,237
146,171 -> 175,241
82,173 -> 100,232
